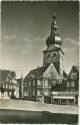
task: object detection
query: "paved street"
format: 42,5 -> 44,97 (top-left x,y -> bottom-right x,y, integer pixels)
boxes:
0,99 -> 78,114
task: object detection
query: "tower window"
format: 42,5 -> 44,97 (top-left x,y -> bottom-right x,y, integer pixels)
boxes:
47,53 -> 50,58
53,53 -> 56,57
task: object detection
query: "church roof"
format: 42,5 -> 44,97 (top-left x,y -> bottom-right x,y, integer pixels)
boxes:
25,65 -> 49,80
25,63 -> 61,81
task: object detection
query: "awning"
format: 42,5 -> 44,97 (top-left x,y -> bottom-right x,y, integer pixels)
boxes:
53,96 -> 75,99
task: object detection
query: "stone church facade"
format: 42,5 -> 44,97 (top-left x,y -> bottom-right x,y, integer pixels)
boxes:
23,11 -> 79,105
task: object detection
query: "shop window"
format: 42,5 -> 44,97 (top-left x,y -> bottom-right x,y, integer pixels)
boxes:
68,99 -> 74,104
54,99 -> 59,104
61,99 -> 66,104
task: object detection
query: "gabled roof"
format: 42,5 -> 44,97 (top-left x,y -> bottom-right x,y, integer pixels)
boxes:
25,65 -> 49,80
66,65 -> 79,81
43,63 -> 60,80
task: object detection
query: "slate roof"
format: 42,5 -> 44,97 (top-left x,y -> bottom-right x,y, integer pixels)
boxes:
0,70 -> 16,82
73,65 -> 79,72
25,63 -> 61,81
25,65 -> 49,80
1,70 -> 10,82
11,71 -> 16,79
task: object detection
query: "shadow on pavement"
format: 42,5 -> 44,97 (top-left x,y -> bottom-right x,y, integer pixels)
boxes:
0,109 -> 78,124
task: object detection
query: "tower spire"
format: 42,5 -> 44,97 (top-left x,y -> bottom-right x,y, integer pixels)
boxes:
46,10 -> 62,47
51,10 -> 58,35
53,10 -> 56,19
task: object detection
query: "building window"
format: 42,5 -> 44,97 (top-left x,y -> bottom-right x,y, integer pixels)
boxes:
4,84 -> 6,88
29,81 -> 31,87
44,89 -> 48,96
37,89 -> 41,96
33,80 -> 35,86
71,81 -> 75,87
37,79 -> 42,86
67,82 -> 69,87
8,91 -> 10,97
6,77 -> 9,83
24,82 -> 26,87
6,84 -> 8,88
52,80 -> 56,86
44,79 -> 48,86
10,79 -> 12,83
70,73 -> 77,80
32,89 -> 35,96
70,74 -> 73,79
3,84 -> 5,88
71,88 -> 75,91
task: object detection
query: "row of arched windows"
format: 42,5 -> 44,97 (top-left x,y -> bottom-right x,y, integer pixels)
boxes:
45,52 -> 57,58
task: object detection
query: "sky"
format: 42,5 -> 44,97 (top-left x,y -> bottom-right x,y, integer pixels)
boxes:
1,1 -> 79,78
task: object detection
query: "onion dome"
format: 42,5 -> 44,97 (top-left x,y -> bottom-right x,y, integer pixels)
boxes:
46,11 -> 62,46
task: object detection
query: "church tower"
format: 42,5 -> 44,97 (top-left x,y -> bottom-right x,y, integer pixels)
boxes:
43,11 -> 64,78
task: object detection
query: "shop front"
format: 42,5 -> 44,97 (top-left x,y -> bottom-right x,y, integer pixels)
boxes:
52,96 -> 75,105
